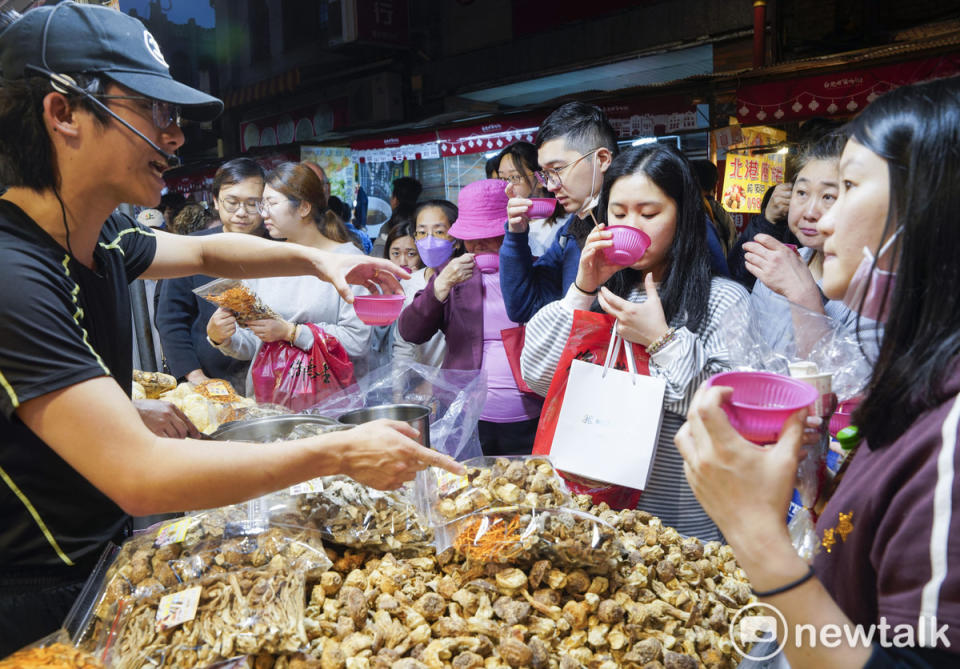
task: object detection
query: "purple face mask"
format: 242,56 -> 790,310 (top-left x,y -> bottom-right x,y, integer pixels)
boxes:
841,229 -> 900,322
415,235 -> 455,268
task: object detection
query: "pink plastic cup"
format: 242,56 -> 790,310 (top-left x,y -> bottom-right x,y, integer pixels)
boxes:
527,198 -> 557,218
602,226 -> 652,266
474,253 -> 499,273
829,399 -> 859,437
705,371 -> 820,444
353,294 -> 405,326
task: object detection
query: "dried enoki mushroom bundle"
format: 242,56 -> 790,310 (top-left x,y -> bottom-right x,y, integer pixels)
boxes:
0,643 -> 104,669
108,569 -> 308,669
270,477 -> 433,553
432,457 -> 573,522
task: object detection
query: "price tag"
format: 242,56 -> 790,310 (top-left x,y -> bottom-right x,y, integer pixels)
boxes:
155,517 -> 197,546
204,381 -> 231,397
435,471 -> 469,497
289,478 -> 324,495
156,586 -> 201,631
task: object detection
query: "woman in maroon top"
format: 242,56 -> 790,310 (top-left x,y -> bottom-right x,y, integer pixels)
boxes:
676,76 -> 960,668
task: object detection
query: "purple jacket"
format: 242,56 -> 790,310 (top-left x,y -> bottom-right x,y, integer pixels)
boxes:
398,270 -> 484,370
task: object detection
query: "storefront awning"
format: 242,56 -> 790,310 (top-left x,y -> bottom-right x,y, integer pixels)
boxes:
736,53 -> 960,124
350,131 -> 440,163
436,114 -> 543,157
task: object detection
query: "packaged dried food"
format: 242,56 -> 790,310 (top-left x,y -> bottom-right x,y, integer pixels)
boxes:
193,279 -> 279,326
103,567 -> 308,668
419,455 -> 574,525
75,505 -> 330,652
159,381 -> 254,434
435,506 -> 619,570
267,476 -> 433,553
131,370 -> 177,399
0,630 -> 103,668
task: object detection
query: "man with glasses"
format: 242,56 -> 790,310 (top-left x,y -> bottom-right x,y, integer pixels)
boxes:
501,102 -> 618,323
156,158 -> 268,392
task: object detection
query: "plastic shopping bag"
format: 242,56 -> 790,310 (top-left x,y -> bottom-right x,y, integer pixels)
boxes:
250,323 -> 355,412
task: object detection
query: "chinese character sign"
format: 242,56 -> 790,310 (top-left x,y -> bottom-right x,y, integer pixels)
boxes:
300,146 -> 356,202
721,153 -> 785,214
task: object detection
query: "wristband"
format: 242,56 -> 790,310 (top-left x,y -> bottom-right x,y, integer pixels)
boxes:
646,327 -> 677,355
574,280 -> 599,296
287,323 -> 300,345
751,565 -> 816,598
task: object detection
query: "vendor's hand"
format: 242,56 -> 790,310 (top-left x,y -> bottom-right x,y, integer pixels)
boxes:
506,196 -> 533,233
185,369 -> 210,385
674,383 -> 807,545
315,252 -> 409,302
206,308 -> 237,345
336,419 -> 465,489
247,318 -> 294,343
574,224 -> 618,294
744,234 -> 822,310
133,399 -> 201,439
597,273 -> 669,348
763,182 -> 793,223
434,254 -> 475,301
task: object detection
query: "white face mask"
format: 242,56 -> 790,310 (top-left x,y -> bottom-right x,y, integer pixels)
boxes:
841,228 -> 901,322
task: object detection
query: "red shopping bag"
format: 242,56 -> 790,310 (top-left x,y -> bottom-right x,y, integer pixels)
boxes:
532,310 -> 652,509
251,323 -> 355,412
501,325 -> 537,396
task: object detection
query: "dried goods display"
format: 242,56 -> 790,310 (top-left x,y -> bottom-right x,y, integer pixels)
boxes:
269,477 -> 433,553
131,370 -> 177,399
76,507 -> 330,652
0,642 -> 103,669
194,279 -> 280,326
428,457 -> 573,523
108,568 -> 307,668
159,380 -> 254,434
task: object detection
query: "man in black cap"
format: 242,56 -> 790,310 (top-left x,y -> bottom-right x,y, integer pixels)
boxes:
0,2 -> 462,651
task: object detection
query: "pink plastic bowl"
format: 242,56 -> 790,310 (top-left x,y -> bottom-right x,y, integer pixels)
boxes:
706,371 -> 820,444
527,198 -> 557,218
353,294 -> 405,326
829,400 -> 859,437
602,226 -> 652,266
474,253 -> 499,272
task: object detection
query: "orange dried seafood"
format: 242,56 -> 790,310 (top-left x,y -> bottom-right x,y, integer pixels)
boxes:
0,643 -> 104,668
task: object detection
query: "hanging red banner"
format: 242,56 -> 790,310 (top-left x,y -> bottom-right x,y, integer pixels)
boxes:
437,114 -> 544,157
736,53 -> 960,124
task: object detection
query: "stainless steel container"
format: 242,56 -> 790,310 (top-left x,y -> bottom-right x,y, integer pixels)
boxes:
210,414 -> 347,442
337,404 -> 431,447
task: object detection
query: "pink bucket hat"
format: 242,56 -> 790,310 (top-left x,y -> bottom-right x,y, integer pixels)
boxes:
448,179 -> 509,240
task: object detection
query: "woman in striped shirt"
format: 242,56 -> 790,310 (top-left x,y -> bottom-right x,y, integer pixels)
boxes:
521,143 -> 749,541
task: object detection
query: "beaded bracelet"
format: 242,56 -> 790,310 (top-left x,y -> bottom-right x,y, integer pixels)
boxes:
646,327 -> 677,355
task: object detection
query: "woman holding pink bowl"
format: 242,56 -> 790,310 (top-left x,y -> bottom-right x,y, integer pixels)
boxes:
398,180 -> 543,456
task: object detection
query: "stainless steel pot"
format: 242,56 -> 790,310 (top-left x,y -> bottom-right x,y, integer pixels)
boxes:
209,414 -> 348,442
337,404 -> 431,448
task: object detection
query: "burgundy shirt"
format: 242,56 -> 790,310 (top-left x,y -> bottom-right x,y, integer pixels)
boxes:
815,368 -> 960,653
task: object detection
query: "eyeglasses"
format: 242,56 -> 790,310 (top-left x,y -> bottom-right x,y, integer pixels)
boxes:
534,148 -> 601,189
501,173 -> 531,186
219,197 -> 261,215
256,198 -> 296,215
96,95 -> 182,130
414,229 -> 452,241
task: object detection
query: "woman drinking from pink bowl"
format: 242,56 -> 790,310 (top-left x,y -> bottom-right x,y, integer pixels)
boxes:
398,180 -> 543,456
676,76 -> 960,667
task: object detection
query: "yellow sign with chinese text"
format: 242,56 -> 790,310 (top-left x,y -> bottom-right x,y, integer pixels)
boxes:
721,153 -> 786,214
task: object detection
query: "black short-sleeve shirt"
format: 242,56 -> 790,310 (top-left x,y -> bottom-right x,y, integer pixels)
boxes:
0,201 -> 157,570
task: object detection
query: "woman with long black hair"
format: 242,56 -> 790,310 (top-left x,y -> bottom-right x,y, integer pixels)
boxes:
522,143 -> 750,540
676,76 -> 960,666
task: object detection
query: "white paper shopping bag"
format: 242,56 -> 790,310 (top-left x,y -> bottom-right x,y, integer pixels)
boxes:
549,357 -> 666,490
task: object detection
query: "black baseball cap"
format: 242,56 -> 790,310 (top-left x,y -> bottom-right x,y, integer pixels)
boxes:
0,1 -> 222,122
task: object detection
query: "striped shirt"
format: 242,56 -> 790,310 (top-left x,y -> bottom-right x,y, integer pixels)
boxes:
521,277 -> 751,541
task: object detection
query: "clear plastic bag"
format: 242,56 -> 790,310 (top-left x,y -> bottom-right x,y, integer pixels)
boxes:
102,567 -> 308,668
75,504 -> 330,653
434,506 -> 619,570
193,278 -> 280,326
307,359 -> 488,462
419,455 -> 574,526
266,475 -> 433,554
0,630 -> 104,668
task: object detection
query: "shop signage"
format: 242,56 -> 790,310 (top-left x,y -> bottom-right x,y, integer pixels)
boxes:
736,54 -> 960,124
351,131 -> 439,163
239,99 -> 348,152
720,154 -> 785,214
437,115 -> 543,156
599,94 -> 700,139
